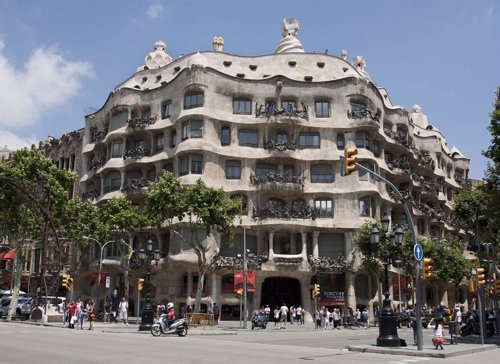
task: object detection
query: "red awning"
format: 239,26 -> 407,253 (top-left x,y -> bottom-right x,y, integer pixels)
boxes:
3,249 -> 15,260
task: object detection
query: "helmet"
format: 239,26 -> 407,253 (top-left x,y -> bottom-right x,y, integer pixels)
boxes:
167,302 -> 174,310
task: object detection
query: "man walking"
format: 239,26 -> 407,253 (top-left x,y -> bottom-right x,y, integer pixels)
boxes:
279,303 -> 288,329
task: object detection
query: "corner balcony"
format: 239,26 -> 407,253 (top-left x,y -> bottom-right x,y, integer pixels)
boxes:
126,115 -> 156,129
255,103 -> 308,121
252,204 -> 315,220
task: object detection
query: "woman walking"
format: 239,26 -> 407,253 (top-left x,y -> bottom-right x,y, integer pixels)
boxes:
87,300 -> 95,330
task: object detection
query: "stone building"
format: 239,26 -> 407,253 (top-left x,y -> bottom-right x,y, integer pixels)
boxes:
78,19 -> 470,319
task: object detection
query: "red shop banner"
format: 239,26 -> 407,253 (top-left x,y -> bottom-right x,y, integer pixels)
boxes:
234,271 -> 256,292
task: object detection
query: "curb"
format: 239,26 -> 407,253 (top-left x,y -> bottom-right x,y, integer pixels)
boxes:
347,344 -> 497,358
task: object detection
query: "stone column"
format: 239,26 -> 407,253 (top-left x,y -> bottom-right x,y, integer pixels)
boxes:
345,272 -> 356,313
268,231 -> 274,259
211,273 -> 217,304
312,231 -> 319,258
120,170 -> 126,190
301,232 -> 307,259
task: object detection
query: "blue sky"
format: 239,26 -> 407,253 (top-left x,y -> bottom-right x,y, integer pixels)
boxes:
0,0 -> 498,179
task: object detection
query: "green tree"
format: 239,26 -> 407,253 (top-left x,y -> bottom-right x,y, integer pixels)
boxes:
481,86 -> 500,266
144,172 -> 243,312
0,148 -> 75,318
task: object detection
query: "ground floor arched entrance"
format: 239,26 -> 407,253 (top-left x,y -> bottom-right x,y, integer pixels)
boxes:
260,277 -> 301,310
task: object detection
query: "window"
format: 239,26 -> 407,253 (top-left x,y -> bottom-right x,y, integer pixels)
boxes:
170,131 -> 177,148
299,132 -> 320,149
359,197 -> 375,217
225,160 -> 241,179
315,198 -> 333,218
336,134 -> 345,150
180,154 -> 203,175
221,126 -> 231,146
281,100 -> 296,111
355,131 -> 371,149
276,132 -> 288,143
310,164 -> 333,183
233,98 -> 252,114
162,102 -> 171,119
256,163 -> 277,176
372,140 -> 381,157
269,199 -> 285,210
315,101 -> 329,118
155,134 -> 164,152
184,92 -> 204,109
181,120 -> 203,140
110,140 -> 123,158
358,161 -> 374,181
351,101 -> 366,114
265,100 -> 276,111
238,129 -> 258,147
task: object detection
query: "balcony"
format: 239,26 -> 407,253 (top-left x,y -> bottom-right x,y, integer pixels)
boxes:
127,115 -> 156,129
384,129 -> 411,149
252,204 -> 315,220
91,129 -> 108,143
123,145 -> 148,160
416,150 -> 435,171
91,159 -> 104,170
308,255 -> 354,273
213,254 -> 269,270
263,139 -> 297,152
255,103 -> 308,121
347,107 -> 380,123
121,177 -> 150,192
250,172 -> 304,191
82,189 -> 100,200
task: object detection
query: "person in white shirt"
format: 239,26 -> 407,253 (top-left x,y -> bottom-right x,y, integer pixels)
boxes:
279,303 -> 289,329
118,297 -> 129,326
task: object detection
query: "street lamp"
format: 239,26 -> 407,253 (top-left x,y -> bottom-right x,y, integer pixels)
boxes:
130,239 -> 161,331
237,226 -> 254,329
370,219 -> 404,347
83,236 -> 115,308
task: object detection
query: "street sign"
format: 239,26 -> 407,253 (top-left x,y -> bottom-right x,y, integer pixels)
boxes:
105,276 -> 111,288
414,243 -> 423,261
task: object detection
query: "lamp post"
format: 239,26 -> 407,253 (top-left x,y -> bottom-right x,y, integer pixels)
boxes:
130,239 -> 161,331
83,236 -> 115,309
370,216 -> 404,347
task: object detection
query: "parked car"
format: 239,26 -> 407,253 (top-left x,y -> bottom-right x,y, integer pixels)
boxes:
16,296 -> 65,318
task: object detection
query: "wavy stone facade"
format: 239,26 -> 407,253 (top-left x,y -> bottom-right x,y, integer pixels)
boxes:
78,23 -> 470,319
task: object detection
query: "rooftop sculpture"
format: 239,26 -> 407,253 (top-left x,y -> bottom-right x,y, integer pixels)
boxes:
136,40 -> 173,72
274,18 -> 304,54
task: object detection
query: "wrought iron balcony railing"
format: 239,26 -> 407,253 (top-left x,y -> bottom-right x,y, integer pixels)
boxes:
123,146 -> 147,160
252,204 -> 316,220
82,189 -> 100,200
255,102 -> 308,120
250,172 -> 304,187
127,115 -> 156,129
347,107 -> 380,123
91,129 -> 108,143
121,177 -> 150,191
263,139 -> 297,151
91,159 -> 103,170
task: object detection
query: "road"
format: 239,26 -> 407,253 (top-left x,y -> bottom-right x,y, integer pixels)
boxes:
0,322 -> 498,364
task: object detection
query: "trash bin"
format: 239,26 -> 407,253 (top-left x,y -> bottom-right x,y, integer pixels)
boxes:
448,321 -> 459,344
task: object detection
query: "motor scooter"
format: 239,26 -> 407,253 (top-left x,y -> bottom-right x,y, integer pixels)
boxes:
151,317 -> 188,337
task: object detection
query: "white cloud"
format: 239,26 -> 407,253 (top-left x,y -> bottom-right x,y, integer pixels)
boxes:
0,40 -> 93,129
0,129 -> 38,151
146,4 -> 164,19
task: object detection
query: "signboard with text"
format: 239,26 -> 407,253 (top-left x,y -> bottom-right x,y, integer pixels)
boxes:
317,273 -> 346,306
234,271 -> 256,292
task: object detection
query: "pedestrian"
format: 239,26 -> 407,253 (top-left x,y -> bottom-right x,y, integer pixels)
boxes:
212,302 -> 219,325
76,297 -> 85,330
104,300 -> 111,323
315,308 -> 321,330
296,305 -> 302,325
300,308 -> 305,325
119,297 -> 129,326
274,306 -> 280,329
280,303 -> 288,329
355,308 -> 361,327
362,307 -> 369,328
264,304 -> 271,319
373,306 -> 379,327
409,307 -> 418,345
431,317 -> 445,350
333,308 -> 341,330
87,299 -> 95,330
290,306 -> 296,325
67,300 -> 77,329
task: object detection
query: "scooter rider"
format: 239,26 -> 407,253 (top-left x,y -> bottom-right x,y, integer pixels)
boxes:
164,302 -> 176,330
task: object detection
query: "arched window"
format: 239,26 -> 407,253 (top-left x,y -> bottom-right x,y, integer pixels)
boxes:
184,92 -> 204,109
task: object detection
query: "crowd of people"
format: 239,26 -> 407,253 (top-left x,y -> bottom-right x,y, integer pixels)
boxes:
63,296 -> 130,330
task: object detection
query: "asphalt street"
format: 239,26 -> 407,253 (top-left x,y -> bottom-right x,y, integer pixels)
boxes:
0,321 -> 498,364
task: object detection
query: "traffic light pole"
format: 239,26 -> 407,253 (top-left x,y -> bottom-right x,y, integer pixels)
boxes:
352,161 -> 424,350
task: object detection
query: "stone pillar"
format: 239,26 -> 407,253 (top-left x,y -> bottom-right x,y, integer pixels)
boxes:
120,170 -> 126,190
345,272 -> 356,313
268,231 -> 274,259
301,232 -> 307,259
100,175 -> 104,195
312,231 -> 319,258
211,273 -> 217,303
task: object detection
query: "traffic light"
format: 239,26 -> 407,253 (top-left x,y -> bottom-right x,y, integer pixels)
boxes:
476,268 -> 486,286
405,277 -> 412,289
235,288 -> 243,298
343,148 -> 358,175
422,258 -> 434,280
62,274 -> 72,290
488,288 -> 495,297
312,283 -> 320,299
138,278 -> 144,291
